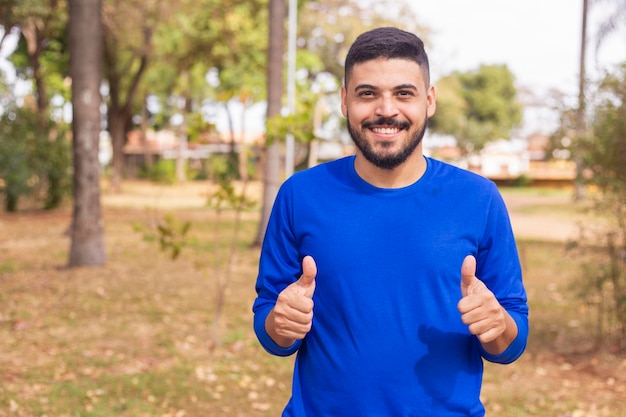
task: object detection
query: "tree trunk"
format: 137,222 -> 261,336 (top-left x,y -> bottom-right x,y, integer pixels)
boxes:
253,0 -> 285,246
108,106 -> 127,192
574,0 -> 589,201
140,94 -> 153,169
175,71 -> 191,184
68,0 -> 106,267
238,99 -> 249,181
102,27 -> 151,192
21,17 -> 48,116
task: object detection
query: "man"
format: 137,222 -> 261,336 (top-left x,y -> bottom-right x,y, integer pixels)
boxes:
253,26 -> 529,416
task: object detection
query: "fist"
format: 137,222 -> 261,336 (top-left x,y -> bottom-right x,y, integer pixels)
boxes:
457,255 -> 506,344
269,256 -> 317,345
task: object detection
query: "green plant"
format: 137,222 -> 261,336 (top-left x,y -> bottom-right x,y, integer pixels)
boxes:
0,107 -> 72,212
566,63 -> 626,352
134,213 -> 192,260
134,175 -> 255,349
139,159 -> 176,184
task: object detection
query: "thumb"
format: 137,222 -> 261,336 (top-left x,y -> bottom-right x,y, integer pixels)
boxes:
460,255 -> 477,297
296,255 -> 317,296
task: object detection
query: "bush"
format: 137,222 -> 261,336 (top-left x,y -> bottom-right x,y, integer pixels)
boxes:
0,107 -> 72,212
139,159 -> 177,184
569,63 -> 626,351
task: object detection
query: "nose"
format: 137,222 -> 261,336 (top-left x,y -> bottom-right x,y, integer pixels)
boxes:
375,95 -> 399,118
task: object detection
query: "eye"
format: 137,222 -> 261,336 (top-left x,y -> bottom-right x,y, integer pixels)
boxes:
358,90 -> 375,98
397,90 -> 414,97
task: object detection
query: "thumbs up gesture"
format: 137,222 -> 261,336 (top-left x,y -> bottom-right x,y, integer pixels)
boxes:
457,255 -> 507,346
266,256 -> 317,348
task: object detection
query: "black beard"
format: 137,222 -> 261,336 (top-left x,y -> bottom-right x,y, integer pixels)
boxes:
347,115 -> 428,170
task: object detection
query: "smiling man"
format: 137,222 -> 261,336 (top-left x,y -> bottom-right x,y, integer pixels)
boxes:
253,27 -> 529,417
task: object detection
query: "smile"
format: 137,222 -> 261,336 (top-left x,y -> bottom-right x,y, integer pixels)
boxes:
371,127 -> 402,135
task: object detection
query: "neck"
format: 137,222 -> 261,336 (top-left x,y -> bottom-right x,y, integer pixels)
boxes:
354,151 -> 427,188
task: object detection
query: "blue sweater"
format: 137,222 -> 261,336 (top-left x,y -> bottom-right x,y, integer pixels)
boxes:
253,156 -> 529,417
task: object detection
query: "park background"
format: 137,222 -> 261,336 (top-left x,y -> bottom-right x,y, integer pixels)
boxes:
1,0 -> 626,416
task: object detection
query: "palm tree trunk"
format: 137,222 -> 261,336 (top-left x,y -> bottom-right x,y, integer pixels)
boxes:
68,0 -> 106,267
253,0 -> 285,246
574,0 -> 589,201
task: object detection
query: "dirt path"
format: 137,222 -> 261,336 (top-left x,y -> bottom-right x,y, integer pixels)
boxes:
502,191 -> 581,242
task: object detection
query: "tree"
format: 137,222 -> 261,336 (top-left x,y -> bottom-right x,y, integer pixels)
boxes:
1,0 -> 73,210
566,0 -> 626,351
0,106 -> 71,212
101,0 -> 269,190
210,0 -> 268,180
253,0 -> 285,246
0,0 -> 68,117
298,0 -> 427,82
594,0 -> 626,53
569,63 -> 626,351
102,0 -> 159,191
429,65 -> 522,152
142,0 -> 269,183
573,0 -> 590,201
586,63 -> 626,194
67,0 -> 106,267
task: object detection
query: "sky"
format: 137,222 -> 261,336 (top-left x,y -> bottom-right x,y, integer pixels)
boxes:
408,0 -> 626,97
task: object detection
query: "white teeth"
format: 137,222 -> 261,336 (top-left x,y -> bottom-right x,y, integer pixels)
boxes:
372,127 -> 400,134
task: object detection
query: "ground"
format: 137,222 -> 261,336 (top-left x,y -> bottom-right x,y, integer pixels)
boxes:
1,181 -> 625,417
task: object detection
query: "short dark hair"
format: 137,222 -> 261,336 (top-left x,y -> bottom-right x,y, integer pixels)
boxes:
344,27 -> 430,87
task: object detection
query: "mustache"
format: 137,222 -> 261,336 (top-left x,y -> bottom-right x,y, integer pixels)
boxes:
361,117 -> 410,130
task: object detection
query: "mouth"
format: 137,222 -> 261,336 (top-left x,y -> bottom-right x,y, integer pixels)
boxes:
362,118 -> 410,136
371,126 -> 402,135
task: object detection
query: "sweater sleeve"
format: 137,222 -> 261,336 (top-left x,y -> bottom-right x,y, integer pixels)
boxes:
479,310 -> 529,364
252,180 -> 303,357
476,183 -> 529,364
253,306 -> 302,356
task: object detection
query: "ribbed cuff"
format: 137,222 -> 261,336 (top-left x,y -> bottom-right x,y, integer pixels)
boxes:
254,306 -> 301,357
480,312 -> 528,364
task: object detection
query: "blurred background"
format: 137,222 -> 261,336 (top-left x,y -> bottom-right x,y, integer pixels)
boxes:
1,0 -> 626,416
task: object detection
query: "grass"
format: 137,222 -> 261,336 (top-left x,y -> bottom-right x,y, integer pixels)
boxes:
1,182 -> 625,416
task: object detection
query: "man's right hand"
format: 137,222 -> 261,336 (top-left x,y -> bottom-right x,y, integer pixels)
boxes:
265,255 -> 317,348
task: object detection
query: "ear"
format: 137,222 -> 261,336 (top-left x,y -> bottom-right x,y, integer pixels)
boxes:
426,84 -> 436,118
340,85 -> 348,117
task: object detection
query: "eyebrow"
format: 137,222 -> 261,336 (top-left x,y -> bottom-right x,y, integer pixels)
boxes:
353,83 -> 418,92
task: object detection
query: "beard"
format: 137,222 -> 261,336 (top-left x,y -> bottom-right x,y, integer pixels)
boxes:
347,114 -> 428,170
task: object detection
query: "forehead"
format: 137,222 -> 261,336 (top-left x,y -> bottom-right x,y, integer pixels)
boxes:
346,57 -> 427,90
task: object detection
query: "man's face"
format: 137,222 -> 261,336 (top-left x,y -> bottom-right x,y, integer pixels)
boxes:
341,58 -> 436,170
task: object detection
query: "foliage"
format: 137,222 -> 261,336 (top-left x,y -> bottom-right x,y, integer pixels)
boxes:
1,0 -> 75,213
0,106 -> 72,212
2,0 -> 70,112
584,62 -> 626,192
429,65 -> 522,152
186,112 -> 216,144
593,0 -> 626,53
566,214 -> 626,352
298,0 -> 428,82
545,90 -> 578,162
100,0 -> 270,187
206,178 -> 255,213
265,111 -> 316,147
567,62 -> 626,351
136,157 -> 256,348
138,159 -> 176,184
9,23 -> 70,98
206,154 -> 238,183
0,118 -> 32,211
134,212 -> 192,260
